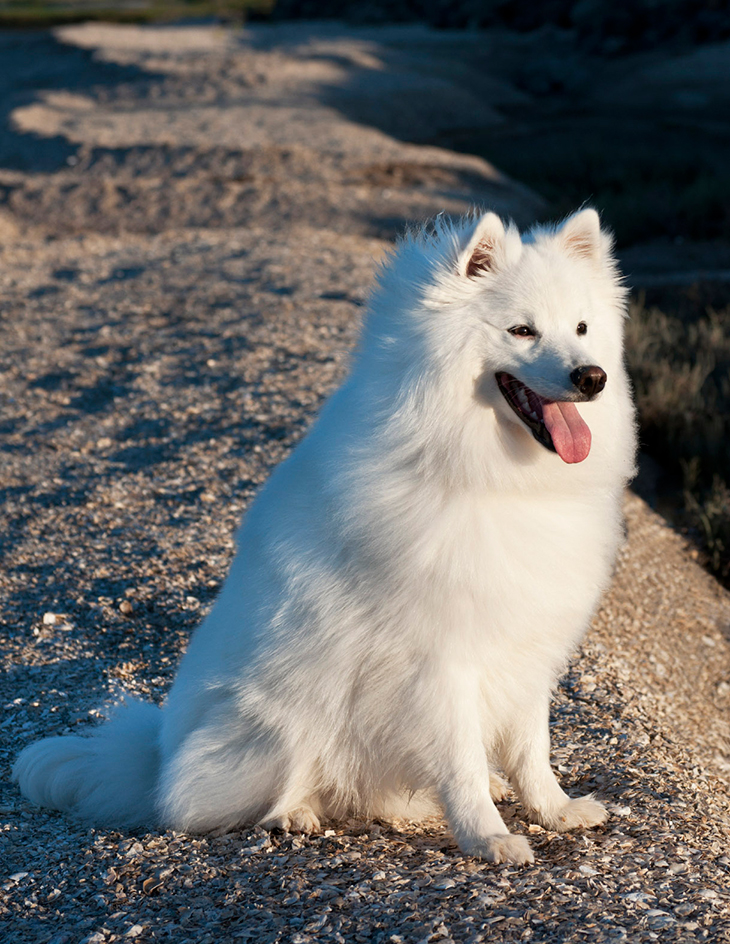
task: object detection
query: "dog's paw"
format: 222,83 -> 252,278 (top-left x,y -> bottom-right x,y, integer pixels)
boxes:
537,794 -> 608,832
489,772 -> 510,802
261,806 -> 321,834
464,834 -> 534,865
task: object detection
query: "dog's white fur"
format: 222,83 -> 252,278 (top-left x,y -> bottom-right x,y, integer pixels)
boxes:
14,209 -> 636,864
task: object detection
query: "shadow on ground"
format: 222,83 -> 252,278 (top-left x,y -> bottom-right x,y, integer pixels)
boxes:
0,31 -> 167,172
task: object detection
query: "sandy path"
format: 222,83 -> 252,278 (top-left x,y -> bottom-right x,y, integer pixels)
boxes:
1,22 -> 729,944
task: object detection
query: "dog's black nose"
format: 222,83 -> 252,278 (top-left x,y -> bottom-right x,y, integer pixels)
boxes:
570,365 -> 607,399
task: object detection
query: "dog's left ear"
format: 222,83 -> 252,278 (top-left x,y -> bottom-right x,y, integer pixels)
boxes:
558,208 -> 606,263
458,213 -> 507,278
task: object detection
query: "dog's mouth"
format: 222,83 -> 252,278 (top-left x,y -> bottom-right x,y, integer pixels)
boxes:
495,373 -> 591,464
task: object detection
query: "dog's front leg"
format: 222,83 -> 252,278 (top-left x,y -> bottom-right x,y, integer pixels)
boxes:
432,696 -> 534,864
499,694 -> 608,832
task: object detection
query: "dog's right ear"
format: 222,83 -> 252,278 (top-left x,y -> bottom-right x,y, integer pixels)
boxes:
458,213 -> 507,279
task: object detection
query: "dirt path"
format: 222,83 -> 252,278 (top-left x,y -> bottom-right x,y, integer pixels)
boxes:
1,22 -> 729,944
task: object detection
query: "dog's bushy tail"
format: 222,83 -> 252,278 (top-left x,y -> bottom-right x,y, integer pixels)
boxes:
13,699 -> 161,827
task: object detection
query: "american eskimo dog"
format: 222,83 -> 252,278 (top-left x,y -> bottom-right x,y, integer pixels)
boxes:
15,208 -> 636,864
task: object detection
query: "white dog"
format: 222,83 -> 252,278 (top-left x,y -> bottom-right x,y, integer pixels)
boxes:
15,208 -> 636,864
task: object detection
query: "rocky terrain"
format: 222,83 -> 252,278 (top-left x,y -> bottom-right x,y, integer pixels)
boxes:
1,21 -> 729,943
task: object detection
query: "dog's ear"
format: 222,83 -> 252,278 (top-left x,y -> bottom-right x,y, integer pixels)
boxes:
458,213 -> 507,278
558,208 -> 605,263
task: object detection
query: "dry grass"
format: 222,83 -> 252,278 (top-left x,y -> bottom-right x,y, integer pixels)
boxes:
626,286 -> 730,582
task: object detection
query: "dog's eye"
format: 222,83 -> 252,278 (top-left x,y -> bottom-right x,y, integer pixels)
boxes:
508,325 -> 535,339
577,322 -> 588,336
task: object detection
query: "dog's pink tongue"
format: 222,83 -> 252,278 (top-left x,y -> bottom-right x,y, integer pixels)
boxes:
542,401 -> 591,463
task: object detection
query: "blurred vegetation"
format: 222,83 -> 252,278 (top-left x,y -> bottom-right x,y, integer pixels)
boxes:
2,0 -> 728,45
477,129 -> 730,248
271,0 -> 730,54
625,287 -> 730,582
0,0 -> 274,27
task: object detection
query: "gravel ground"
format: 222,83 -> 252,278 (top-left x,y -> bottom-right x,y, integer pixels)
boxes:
1,21 -> 730,944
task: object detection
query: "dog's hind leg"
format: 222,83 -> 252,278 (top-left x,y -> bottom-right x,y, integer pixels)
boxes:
259,804 -> 321,834
255,752 -> 324,834
499,695 -> 608,832
257,765 -> 323,834
158,715 -> 321,834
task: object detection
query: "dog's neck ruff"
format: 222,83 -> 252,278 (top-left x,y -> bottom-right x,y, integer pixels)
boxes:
496,373 -> 592,464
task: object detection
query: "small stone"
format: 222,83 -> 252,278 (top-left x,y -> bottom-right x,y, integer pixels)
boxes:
119,600 -> 134,616
610,805 -> 632,817
624,892 -> 654,903
142,873 -> 163,895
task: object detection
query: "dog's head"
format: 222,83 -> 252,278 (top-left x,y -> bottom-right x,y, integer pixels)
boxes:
456,209 -> 623,464
360,208 -> 634,484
